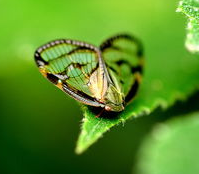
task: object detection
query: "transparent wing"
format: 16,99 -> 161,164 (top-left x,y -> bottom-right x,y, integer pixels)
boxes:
100,34 -> 144,103
34,39 -> 104,107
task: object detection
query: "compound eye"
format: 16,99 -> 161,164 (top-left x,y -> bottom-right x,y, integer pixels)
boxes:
105,105 -> 111,111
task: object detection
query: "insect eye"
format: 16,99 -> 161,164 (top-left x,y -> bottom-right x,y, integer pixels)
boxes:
105,106 -> 111,111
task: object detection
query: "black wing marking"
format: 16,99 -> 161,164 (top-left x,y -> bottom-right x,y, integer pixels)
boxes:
34,39 -> 105,108
100,34 -> 144,103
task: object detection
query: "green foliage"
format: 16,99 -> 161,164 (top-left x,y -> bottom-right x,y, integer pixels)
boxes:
136,112 -> 199,174
1,0 -> 199,161
177,0 -> 199,53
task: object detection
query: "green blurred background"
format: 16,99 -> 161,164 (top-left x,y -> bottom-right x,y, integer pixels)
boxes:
1,0 -> 199,173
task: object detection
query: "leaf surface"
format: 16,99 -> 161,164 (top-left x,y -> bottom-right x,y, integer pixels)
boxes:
76,52 -> 199,153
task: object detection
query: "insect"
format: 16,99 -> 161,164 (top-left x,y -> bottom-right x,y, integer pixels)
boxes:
34,34 -> 144,112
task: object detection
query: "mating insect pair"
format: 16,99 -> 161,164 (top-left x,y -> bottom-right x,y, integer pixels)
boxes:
34,34 -> 144,114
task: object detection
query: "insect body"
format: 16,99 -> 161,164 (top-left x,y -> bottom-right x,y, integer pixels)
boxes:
34,34 -> 143,112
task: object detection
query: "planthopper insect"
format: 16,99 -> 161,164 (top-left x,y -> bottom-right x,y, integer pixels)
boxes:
34,34 -> 144,113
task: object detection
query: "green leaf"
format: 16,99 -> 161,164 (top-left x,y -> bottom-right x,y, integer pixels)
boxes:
76,53 -> 199,154
135,112 -> 199,174
75,1 -> 199,154
177,0 -> 199,53
1,0 -> 199,155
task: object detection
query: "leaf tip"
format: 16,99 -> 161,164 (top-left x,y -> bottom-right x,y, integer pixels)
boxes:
75,146 -> 84,155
